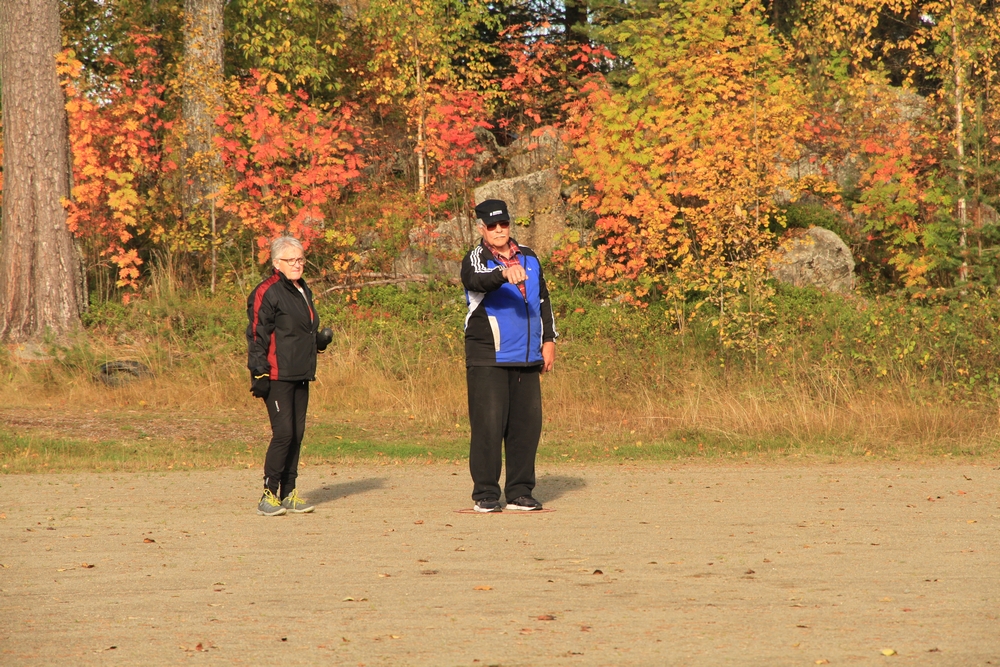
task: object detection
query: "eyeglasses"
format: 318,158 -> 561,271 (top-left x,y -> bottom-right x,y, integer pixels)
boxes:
484,221 -> 511,231
277,257 -> 306,267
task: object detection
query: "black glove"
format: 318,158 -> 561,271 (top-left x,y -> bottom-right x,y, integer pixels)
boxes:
251,374 -> 270,399
316,327 -> 334,352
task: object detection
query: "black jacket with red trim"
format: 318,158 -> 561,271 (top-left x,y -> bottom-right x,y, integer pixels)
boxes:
246,270 -> 320,382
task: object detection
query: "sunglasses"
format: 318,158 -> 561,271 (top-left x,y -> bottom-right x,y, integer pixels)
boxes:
484,221 -> 511,231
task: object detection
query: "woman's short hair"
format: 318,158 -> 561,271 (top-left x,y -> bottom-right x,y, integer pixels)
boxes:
270,236 -> 304,269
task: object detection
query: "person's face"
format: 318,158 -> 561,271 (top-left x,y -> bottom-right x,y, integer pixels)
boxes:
275,249 -> 306,281
479,219 -> 511,251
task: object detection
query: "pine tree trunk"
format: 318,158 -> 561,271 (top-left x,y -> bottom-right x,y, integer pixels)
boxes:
0,0 -> 82,342
563,0 -> 588,43
181,0 -> 223,239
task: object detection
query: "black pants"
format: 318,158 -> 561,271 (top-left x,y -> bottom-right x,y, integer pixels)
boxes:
467,366 -> 542,502
263,380 -> 309,498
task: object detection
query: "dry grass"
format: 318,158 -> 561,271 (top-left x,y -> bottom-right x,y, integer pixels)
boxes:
2,327 -> 997,474
2,283 -> 997,472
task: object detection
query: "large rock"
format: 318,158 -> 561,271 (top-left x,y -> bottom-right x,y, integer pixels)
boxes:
503,126 -> 568,178
473,169 -> 567,257
393,214 -> 472,280
770,226 -> 855,294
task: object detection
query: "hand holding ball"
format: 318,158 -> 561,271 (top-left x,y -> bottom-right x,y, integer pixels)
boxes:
316,327 -> 334,352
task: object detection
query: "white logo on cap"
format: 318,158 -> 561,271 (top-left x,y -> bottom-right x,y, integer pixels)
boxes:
491,210 -> 502,216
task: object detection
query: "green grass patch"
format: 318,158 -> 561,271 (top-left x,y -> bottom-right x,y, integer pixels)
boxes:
0,430 -> 251,473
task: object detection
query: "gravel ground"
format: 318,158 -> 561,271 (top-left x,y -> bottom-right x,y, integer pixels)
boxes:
1,462 -> 998,666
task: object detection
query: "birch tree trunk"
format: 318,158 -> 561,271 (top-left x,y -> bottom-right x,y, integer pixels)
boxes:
0,0 -> 82,341
953,13 -> 968,282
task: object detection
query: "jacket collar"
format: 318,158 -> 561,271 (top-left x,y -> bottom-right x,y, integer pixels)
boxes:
480,238 -> 521,261
272,268 -> 308,291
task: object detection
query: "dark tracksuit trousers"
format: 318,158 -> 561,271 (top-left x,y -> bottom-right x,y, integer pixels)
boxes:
263,379 -> 309,499
467,365 -> 542,502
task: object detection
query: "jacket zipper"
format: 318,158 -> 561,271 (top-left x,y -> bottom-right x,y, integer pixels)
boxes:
523,282 -> 530,364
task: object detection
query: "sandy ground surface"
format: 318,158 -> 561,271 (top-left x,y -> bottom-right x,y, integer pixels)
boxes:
1,462 -> 998,666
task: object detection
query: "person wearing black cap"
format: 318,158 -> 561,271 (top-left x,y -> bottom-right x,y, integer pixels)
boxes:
461,198 -> 558,512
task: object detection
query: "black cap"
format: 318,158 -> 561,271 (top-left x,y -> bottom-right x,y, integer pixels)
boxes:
474,199 -> 510,224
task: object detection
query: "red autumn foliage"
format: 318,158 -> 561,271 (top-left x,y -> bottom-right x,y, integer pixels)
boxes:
423,86 -> 491,184
59,34 -> 176,296
214,71 -> 363,262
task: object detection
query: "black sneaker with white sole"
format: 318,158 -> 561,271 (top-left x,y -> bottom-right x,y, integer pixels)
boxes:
505,495 -> 543,511
474,498 -> 503,513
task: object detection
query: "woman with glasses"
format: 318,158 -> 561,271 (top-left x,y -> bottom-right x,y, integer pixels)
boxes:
461,199 -> 558,513
246,236 -> 332,516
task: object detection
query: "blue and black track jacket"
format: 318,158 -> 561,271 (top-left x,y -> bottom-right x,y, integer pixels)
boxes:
246,270 -> 319,382
461,240 -> 557,367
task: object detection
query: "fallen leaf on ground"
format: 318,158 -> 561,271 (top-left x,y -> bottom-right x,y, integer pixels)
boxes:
881,648 -> 896,656
592,569 -> 603,575
538,614 -> 555,621
473,585 -> 492,591
143,538 -> 155,543
414,520 -> 424,525
343,597 -> 355,601
967,520 -> 977,524
378,573 -> 391,578
816,660 -> 830,665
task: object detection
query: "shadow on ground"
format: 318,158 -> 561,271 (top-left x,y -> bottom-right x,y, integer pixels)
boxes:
304,477 -> 387,506
533,474 -> 586,504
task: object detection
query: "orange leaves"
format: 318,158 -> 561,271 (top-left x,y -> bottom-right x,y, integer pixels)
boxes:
559,0 -> 804,312
59,33 -> 173,293
423,87 -> 491,181
496,23 -> 581,133
845,85 -> 947,288
215,71 -> 363,258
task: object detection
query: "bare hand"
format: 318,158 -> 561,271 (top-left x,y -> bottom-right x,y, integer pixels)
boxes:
502,265 -> 527,285
542,341 -> 555,373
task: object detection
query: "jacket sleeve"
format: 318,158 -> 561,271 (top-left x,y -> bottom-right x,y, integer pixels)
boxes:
246,286 -> 276,378
461,246 -> 506,293
537,264 -> 558,343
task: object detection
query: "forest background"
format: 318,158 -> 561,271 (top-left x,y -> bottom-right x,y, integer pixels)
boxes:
2,0 -> 1000,471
